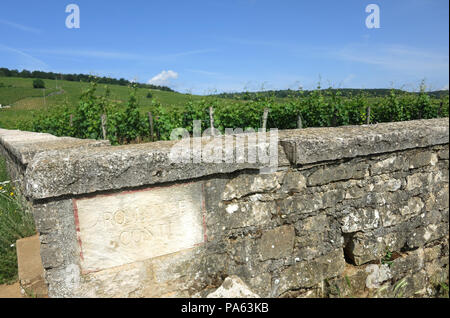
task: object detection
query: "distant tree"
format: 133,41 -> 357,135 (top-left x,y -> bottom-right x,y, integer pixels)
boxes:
146,91 -> 153,98
31,70 -> 45,78
65,74 -> 76,81
9,69 -> 19,77
0,68 -> 10,77
33,79 -> 45,88
20,69 -> 31,78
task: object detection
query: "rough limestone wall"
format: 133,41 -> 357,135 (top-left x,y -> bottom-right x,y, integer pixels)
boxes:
0,119 -> 448,298
206,144 -> 449,298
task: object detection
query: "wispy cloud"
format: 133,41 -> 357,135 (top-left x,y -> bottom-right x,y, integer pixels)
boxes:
223,37 -> 282,48
223,36 -> 449,77
185,68 -> 233,81
24,48 -> 217,62
340,74 -> 356,87
164,49 -> 218,58
27,48 -> 142,60
0,19 -> 42,34
336,44 -> 449,74
186,68 -> 221,76
0,44 -> 48,70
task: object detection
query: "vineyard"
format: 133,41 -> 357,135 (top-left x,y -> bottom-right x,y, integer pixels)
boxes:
19,80 -> 449,145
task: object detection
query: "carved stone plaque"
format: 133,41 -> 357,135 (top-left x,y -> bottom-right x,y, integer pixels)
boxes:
73,182 -> 205,273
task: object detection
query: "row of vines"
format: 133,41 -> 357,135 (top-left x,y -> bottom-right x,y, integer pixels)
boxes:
20,82 -> 449,145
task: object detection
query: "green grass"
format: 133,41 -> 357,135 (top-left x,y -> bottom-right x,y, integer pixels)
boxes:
0,87 -> 58,106
438,282 -> 449,298
0,76 -> 207,130
0,156 -> 36,285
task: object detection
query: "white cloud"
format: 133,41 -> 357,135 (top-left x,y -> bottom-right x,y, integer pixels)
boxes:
442,84 -> 449,91
148,70 -> 179,86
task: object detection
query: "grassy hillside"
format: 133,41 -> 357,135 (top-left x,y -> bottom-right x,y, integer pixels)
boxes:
0,76 -> 202,129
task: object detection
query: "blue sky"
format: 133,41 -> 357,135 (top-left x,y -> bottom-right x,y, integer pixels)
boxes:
0,0 -> 448,94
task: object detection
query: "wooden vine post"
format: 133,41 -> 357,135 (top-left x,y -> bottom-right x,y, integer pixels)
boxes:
297,115 -> 303,129
209,107 -> 215,136
366,106 -> 371,125
262,108 -> 269,131
148,111 -> 154,141
101,114 -> 107,140
155,116 -> 160,140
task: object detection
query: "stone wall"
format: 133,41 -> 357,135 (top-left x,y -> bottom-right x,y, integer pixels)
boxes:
0,118 -> 448,298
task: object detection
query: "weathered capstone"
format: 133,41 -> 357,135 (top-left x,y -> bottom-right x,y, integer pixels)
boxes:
0,128 -> 109,165
279,118 -> 448,165
0,118 -> 448,298
24,136 -> 289,200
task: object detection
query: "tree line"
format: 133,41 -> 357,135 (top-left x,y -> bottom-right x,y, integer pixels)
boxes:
0,67 -> 174,92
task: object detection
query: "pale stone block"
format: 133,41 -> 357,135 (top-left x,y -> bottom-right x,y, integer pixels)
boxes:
74,182 -> 205,272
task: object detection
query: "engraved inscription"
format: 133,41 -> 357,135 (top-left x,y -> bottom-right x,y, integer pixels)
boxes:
75,182 -> 204,272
